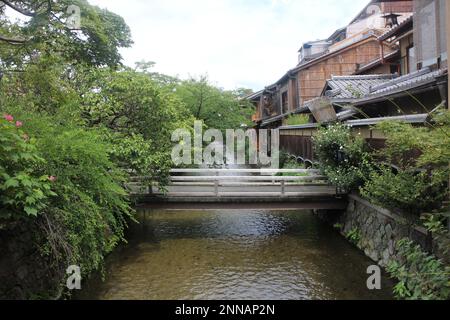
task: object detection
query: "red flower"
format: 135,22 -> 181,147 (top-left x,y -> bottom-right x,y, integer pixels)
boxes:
15,121 -> 23,128
3,114 -> 13,122
48,176 -> 57,182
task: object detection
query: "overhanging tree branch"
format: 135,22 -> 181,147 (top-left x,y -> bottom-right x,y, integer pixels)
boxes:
0,34 -> 28,44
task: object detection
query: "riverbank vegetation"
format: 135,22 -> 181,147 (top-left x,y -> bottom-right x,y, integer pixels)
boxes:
313,123 -> 371,192
0,1 -> 253,298
313,107 -> 450,300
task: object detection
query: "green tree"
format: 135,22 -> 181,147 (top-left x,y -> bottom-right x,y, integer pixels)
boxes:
175,75 -> 254,130
0,0 -> 132,68
78,67 -> 194,180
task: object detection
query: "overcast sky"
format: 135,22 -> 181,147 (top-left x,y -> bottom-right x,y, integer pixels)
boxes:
88,0 -> 370,91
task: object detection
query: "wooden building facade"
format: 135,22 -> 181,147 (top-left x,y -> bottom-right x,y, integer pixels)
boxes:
247,0 -> 448,165
293,32 -> 393,105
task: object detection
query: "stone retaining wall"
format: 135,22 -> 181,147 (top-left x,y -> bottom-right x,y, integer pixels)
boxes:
316,194 -> 432,267
0,221 -> 62,299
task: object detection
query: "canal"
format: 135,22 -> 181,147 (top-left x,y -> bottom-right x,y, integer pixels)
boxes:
77,209 -> 394,300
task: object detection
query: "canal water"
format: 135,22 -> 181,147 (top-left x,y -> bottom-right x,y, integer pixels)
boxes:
77,209 -> 394,300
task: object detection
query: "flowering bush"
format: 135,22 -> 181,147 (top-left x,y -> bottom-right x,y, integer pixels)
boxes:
0,115 -> 56,218
34,124 -> 132,274
313,123 -> 371,191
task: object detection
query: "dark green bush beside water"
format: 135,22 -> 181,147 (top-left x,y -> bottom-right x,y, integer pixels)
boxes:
0,114 -> 133,297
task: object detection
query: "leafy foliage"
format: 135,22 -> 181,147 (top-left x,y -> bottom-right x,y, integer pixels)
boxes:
34,121 -> 132,275
361,166 -> 447,214
0,116 -> 55,218
0,0 -> 132,68
375,108 -> 450,169
174,75 -> 254,131
422,213 -> 450,264
361,109 -> 450,214
387,239 -> 450,300
345,227 -> 361,246
285,114 -> 309,126
313,123 -> 371,191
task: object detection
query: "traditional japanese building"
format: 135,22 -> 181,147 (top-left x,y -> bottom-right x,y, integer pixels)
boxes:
249,0 -> 413,131
276,0 -> 448,163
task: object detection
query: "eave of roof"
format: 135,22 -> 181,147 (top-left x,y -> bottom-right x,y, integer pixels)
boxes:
279,123 -> 319,130
346,113 -> 428,127
260,114 -> 285,127
353,68 -> 448,106
244,90 -> 264,101
278,113 -> 428,131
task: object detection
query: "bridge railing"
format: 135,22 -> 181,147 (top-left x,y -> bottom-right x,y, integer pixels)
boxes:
129,168 -> 336,198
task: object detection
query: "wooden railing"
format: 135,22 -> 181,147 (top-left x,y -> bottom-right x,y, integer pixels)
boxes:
134,169 -> 328,197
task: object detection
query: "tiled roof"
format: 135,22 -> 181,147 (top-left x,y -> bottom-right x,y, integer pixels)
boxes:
324,74 -> 397,100
324,67 -> 447,106
367,67 -> 447,97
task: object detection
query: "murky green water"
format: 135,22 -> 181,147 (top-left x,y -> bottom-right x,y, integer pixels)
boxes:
77,209 -> 394,300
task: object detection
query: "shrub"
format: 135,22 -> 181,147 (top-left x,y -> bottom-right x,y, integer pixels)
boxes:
1,112 -> 133,283
0,115 -> 56,219
313,123 -> 371,191
33,121 -> 133,276
360,166 -> 448,214
362,109 -> 450,213
109,132 -> 171,186
387,239 -> 450,300
346,227 -> 361,245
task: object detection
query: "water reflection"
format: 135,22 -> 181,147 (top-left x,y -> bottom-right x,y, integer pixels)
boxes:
78,210 -> 394,300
